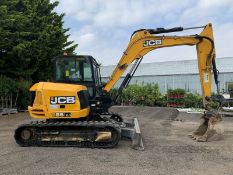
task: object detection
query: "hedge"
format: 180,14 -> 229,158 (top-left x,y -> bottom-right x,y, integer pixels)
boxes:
112,84 -> 204,108
112,84 -> 163,107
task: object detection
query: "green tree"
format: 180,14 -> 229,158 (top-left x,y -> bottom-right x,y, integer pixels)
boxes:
0,0 -> 77,82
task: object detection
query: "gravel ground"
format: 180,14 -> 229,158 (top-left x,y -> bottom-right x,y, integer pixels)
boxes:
0,106 -> 233,175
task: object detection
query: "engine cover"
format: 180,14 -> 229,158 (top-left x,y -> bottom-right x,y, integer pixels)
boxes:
28,82 -> 90,119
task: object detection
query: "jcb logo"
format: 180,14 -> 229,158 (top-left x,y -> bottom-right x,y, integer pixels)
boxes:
143,39 -> 162,47
50,96 -> 75,104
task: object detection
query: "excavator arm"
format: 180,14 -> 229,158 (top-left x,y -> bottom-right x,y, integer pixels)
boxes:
104,23 -> 224,142
104,23 -> 217,108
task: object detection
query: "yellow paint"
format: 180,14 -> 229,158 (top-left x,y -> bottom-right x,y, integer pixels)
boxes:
28,82 -> 90,119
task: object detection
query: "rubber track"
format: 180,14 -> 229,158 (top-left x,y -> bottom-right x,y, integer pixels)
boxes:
14,120 -> 121,148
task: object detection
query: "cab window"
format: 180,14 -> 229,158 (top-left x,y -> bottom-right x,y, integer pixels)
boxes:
55,58 -> 94,82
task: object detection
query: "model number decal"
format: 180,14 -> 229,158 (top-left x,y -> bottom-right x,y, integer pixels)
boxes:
143,39 -> 162,47
204,72 -> 209,83
53,112 -> 71,117
50,96 -> 75,104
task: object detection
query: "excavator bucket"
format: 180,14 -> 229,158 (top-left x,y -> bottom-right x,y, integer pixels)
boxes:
189,111 -> 224,142
121,118 -> 144,150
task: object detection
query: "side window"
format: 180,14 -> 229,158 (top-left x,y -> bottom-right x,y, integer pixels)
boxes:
83,62 -> 93,81
56,60 -> 69,81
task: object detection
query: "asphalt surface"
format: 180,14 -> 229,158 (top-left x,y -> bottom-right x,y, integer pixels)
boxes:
0,106 -> 233,175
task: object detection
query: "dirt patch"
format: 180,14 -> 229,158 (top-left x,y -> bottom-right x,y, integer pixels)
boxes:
0,106 -> 232,175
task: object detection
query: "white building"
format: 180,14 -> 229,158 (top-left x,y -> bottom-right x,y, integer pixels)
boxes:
101,57 -> 233,94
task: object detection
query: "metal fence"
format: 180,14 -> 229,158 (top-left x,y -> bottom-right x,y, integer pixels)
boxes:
0,93 -> 18,116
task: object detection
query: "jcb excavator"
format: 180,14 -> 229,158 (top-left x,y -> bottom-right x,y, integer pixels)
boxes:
15,23 -> 224,150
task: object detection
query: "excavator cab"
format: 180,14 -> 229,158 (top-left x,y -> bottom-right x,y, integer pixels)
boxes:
51,55 -> 113,114
52,55 -> 102,98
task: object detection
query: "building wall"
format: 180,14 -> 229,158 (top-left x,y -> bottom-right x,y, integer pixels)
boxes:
101,57 -> 233,94
102,72 -> 233,94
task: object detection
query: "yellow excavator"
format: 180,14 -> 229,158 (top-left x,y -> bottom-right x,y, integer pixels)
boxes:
15,23 -> 225,150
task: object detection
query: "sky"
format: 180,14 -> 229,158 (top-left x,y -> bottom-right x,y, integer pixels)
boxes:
54,0 -> 233,66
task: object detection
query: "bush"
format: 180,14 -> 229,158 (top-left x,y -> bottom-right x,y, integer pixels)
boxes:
0,76 -> 18,96
0,75 -> 32,110
167,88 -> 186,95
184,92 -> 203,108
113,83 -> 165,106
111,85 -> 206,109
17,81 -> 32,110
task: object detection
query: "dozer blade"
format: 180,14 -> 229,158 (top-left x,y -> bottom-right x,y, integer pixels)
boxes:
189,111 -> 224,142
121,118 -> 144,150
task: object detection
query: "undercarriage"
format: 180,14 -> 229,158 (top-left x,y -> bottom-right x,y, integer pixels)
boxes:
15,113 -> 144,150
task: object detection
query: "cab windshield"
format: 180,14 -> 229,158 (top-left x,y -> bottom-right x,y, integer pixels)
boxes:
55,57 -> 93,82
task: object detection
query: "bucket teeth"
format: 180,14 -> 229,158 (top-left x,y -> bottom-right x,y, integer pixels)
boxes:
189,112 -> 224,142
